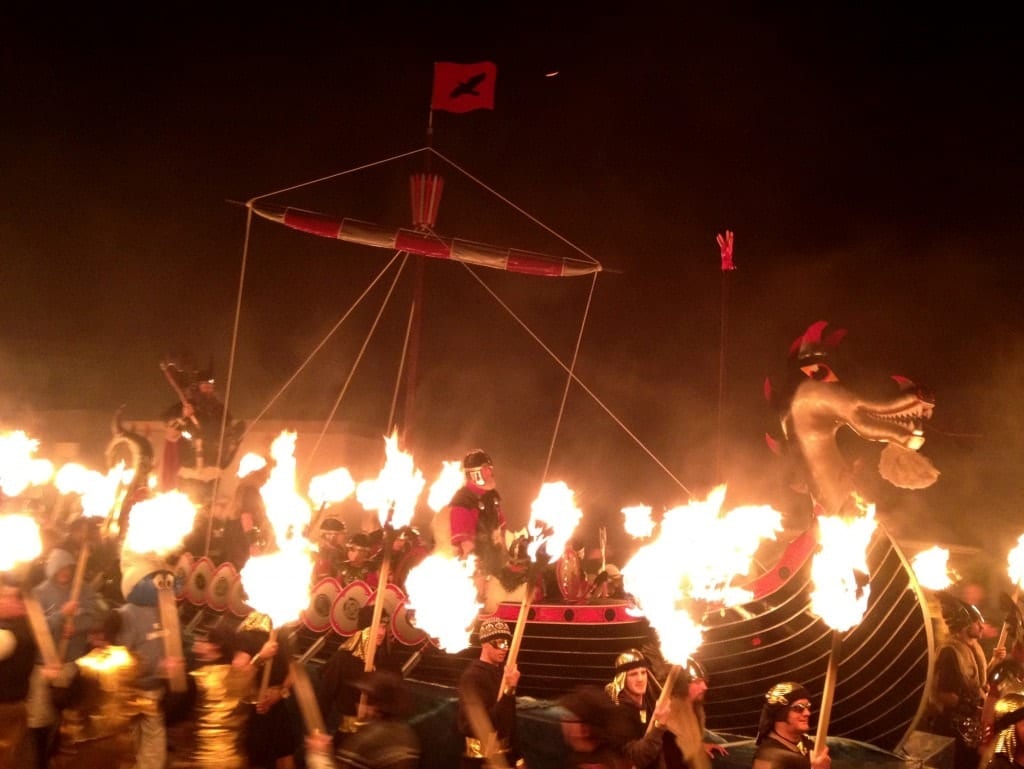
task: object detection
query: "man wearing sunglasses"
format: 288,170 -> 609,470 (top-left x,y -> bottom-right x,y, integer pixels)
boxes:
456,618 -> 522,769
752,682 -> 830,769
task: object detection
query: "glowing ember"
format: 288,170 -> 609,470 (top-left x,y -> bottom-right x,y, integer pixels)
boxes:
0,514 -> 43,571
0,431 -> 44,497
263,432 -> 313,547
241,549 -> 314,627
355,431 -> 424,529
308,467 -> 355,509
621,504 -> 655,539
528,481 -> 582,561
810,505 -> 877,631
622,485 -> 782,664
1007,534 -> 1024,590
911,546 -> 952,590
404,553 -> 480,651
121,491 -> 197,556
237,453 -> 268,477
427,460 -> 464,512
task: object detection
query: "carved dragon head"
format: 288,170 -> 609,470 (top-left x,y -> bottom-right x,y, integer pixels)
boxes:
765,321 -> 938,517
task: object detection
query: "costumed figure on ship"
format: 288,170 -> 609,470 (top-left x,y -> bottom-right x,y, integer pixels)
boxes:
158,358 -> 245,511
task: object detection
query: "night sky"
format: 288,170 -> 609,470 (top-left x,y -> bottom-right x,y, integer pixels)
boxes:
3,9 -> 1023,556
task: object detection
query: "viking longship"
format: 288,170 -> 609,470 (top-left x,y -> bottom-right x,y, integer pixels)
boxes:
168,147 -> 941,760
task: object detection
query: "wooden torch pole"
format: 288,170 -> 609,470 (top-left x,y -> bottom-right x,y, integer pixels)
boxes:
814,630 -> 843,757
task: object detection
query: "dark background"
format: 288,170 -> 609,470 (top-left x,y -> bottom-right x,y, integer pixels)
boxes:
2,8 -> 1022,559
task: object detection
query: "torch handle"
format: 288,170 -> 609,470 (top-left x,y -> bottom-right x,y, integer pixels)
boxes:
645,664 -> 681,736
157,585 -> 187,693
23,595 -> 61,669
289,659 -> 326,735
258,627 -> 278,702
814,630 -> 842,757
997,587 -> 1021,650
359,549 -> 392,716
58,540 -> 91,661
464,691 -> 512,769
497,588 -> 533,703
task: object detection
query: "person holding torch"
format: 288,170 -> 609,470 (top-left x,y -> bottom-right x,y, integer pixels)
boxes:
752,682 -> 830,769
457,617 -> 521,769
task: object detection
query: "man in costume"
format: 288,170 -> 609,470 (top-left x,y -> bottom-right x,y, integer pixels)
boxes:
752,681 -> 830,769
456,617 -> 521,769
559,685 -> 633,769
49,609 -> 138,769
305,670 -> 420,769
312,517 -> 347,582
449,450 -> 507,575
606,650 -> 721,769
316,604 -> 398,743
161,365 -> 245,508
981,691 -> 1024,769
27,547 -> 100,769
337,533 -> 378,586
0,580 -> 37,768
930,593 -> 1004,769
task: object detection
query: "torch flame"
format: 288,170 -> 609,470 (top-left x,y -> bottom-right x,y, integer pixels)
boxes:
527,481 -> 582,562
810,505 -> 877,631
911,546 -> 952,590
241,549 -> 314,627
621,485 -> 782,664
262,431 -> 313,548
427,460 -> 464,512
621,505 -> 655,539
237,453 -> 267,478
0,431 -> 44,497
0,514 -> 43,571
121,491 -> 197,557
355,431 -> 424,530
1007,534 -> 1024,590
308,467 -> 355,509
404,553 -> 481,651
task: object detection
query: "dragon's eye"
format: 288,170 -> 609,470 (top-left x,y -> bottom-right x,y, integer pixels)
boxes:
800,363 -> 839,383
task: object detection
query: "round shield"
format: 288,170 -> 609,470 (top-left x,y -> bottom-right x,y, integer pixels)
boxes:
303,577 -> 341,633
391,596 -> 430,647
206,562 -> 237,613
227,570 -> 251,618
372,582 -> 406,625
330,579 -> 373,637
173,551 -> 194,601
185,557 -> 216,607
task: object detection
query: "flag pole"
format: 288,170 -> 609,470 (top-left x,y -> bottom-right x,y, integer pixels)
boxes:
714,231 -> 735,483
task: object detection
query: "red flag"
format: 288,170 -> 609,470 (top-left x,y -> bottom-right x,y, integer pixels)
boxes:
431,61 -> 497,113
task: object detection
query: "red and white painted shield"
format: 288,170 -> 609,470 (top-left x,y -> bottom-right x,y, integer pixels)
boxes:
207,562 -> 237,613
227,568 -> 251,618
173,551 -> 194,601
303,577 -> 341,633
391,596 -> 430,647
330,580 -> 372,637
186,557 -> 216,607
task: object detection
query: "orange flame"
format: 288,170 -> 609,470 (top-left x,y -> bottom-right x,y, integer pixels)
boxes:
622,485 -> 782,663
810,505 -> 877,631
0,514 -> 43,571
237,453 -> 267,477
0,431 -> 48,497
121,491 -> 197,557
911,546 -> 952,590
308,467 -> 355,509
355,431 -> 424,529
621,504 -> 655,539
1007,534 -> 1024,590
241,549 -> 314,627
427,460 -> 464,512
404,553 -> 480,651
527,481 -> 582,562
263,431 -> 313,547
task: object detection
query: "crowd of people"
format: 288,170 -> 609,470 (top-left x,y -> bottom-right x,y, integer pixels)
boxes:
3,368 -> 1022,769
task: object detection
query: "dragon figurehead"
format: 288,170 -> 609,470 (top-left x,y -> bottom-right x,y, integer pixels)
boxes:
766,320 -> 939,517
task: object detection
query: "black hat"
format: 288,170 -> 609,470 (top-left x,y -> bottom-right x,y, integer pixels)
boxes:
478,618 -> 512,645
680,657 -> 708,684
938,591 -> 984,631
348,532 -> 372,550
319,517 -> 346,533
351,670 -> 411,716
462,449 -> 493,472
757,682 -> 812,743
